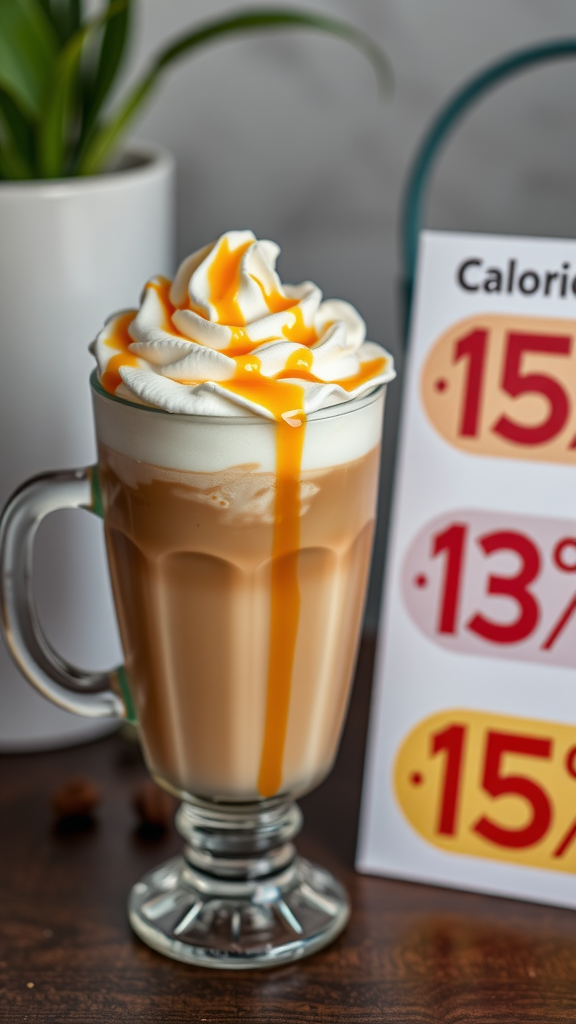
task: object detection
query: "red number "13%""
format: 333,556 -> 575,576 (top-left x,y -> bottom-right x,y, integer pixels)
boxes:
432,525 -> 576,647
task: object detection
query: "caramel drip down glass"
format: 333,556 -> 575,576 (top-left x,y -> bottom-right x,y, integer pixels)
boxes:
0,372 -> 387,968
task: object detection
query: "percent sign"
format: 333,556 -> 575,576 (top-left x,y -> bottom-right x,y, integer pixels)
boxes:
395,709 -> 576,874
553,745 -> 576,858
402,510 -> 576,668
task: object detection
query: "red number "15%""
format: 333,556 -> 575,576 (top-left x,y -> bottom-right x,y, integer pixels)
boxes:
432,724 -> 576,854
455,329 -> 572,445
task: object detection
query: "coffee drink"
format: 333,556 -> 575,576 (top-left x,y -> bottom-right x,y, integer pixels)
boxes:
89,229 -> 394,802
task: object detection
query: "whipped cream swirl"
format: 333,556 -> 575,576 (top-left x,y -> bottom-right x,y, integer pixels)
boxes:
92,230 -> 395,420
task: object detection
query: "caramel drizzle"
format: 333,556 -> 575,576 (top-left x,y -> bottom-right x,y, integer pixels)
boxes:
100,243 -> 386,798
101,311 -> 140,394
257,412 -> 305,797
206,237 -> 252,325
150,277 -> 177,326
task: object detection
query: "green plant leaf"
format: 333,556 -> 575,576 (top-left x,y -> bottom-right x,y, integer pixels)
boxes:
155,9 -> 392,90
37,30 -> 86,176
79,7 -> 392,175
0,87 -> 35,175
38,0 -> 127,177
48,0 -> 83,45
79,0 -> 131,159
0,0 -> 59,120
0,144 -> 33,180
70,0 -> 82,33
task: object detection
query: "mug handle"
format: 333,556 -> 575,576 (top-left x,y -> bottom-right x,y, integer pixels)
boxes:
0,466 -> 135,722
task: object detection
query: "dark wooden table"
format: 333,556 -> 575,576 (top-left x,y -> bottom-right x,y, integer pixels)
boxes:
1,637 -> 575,1023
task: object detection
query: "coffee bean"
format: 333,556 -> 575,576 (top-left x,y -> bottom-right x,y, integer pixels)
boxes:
133,781 -> 175,828
51,777 -> 100,819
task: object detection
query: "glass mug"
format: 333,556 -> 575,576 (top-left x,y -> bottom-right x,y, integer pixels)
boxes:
0,371 -> 386,968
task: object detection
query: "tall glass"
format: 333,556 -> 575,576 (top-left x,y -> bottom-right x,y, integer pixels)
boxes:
0,371 -> 386,968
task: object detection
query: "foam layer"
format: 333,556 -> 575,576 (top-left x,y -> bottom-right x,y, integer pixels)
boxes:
91,376 -> 385,473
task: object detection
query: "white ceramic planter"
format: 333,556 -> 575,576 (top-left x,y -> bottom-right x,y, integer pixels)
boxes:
0,144 -> 175,750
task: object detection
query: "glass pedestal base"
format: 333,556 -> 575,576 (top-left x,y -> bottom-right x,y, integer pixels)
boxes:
128,798 -> 349,969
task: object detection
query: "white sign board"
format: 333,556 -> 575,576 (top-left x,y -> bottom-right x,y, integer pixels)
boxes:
357,230 -> 576,908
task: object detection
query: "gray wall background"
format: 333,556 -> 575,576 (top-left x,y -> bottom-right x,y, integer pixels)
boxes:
128,0 -> 576,628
